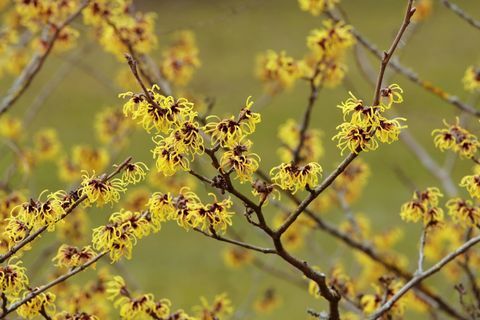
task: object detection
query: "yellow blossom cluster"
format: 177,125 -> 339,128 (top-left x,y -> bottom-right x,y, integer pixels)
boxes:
333,85 -> 407,154
161,30 -> 201,86
107,275 -> 233,319
432,118 -> 479,159
147,190 -> 234,235
270,161 -> 323,194
400,187 -> 444,228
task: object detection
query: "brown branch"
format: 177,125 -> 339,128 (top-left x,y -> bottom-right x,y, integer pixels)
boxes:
372,0 -> 416,105
193,228 -> 276,254
0,0 -> 90,116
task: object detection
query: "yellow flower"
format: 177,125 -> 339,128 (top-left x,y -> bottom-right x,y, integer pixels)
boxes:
0,260 -> 29,298
195,194 -> 234,235
220,139 -> 260,183
80,171 -> 127,207
95,107 -> 132,146
161,30 -> 201,86
147,192 -> 175,230
380,84 -> 404,108
256,50 -> 306,93
0,114 -> 22,141
33,128 -> 62,161
333,121 -> 378,154
307,20 -> 355,59
152,137 -> 191,176
298,0 -> 339,16
460,174 -> 480,199
98,11 -> 157,60
253,289 -> 282,314
72,145 -> 110,173
92,210 -> 149,262
446,198 -> 480,227
270,162 -> 322,193
17,291 -> 56,319
163,118 -> 204,156
412,0 -> 433,22
195,293 -> 234,320
121,87 -> 195,134
432,118 -> 479,158
52,245 -> 97,268
223,247 -> 253,268
462,65 -> 480,92
400,188 -> 443,227
121,162 -> 149,185
204,116 -> 244,147
238,96 -> 261,134
375,116 -> 407,144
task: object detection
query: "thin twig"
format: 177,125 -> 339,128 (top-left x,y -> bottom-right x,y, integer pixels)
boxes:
193,228 -> 276,254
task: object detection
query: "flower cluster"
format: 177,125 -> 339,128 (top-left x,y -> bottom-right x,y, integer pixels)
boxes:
256,50 -> 306,93
17,291 -> 56,319
446,198 -> 480,227
305,19 -> 355,87
360,277 -> 406,317
79,172 -> 126,207
223,247 -> 254,269
270,162 -> 322,193
194,293 -> 234,320
0,260 -> 29,299
333,86 -> 407,154
460,172 -> 480,199
400,187 -> 444,228
106,275 -> 226,319
95,107 -> 133,147
161,30 -> 201,86
148,190 -> 234,235
432,118 -> 479,159
84,0 -> 157,60
92,210 -> 152,262
52,245 -> 97,268
5,190 -> 68,247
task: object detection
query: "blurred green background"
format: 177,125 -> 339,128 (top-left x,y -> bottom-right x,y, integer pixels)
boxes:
2,0 -> 480,318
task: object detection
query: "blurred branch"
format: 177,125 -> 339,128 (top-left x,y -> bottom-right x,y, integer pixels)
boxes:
441,0 -> 480,30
